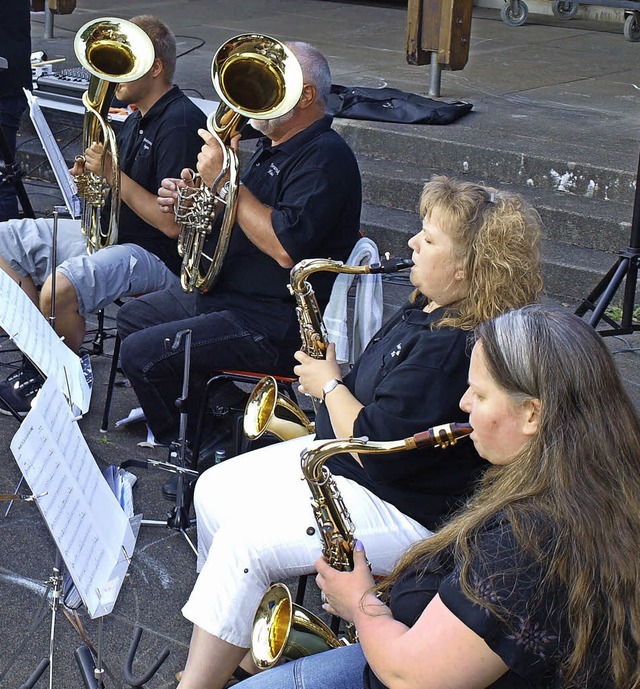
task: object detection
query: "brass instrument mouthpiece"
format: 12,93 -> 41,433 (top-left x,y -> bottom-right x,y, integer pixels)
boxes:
410,422 -> 473,450
369,255 -> 414,274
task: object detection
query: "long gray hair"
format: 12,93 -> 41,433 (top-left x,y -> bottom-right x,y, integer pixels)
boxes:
383,304 -> 640,688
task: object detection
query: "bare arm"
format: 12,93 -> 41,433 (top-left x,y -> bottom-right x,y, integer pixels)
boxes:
119,172 -> 183,238
294,343 -> 364,443
317,547 -> 509,689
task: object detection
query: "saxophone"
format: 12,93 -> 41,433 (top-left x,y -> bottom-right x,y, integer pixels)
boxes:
250,422 -> 473,669
288,255 -> 414,358
242,255 -> 414,442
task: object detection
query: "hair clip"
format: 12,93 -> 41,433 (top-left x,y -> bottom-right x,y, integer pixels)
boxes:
487,192 -> 495,204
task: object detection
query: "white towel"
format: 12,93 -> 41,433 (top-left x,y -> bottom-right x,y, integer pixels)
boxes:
323,236 -> 383,364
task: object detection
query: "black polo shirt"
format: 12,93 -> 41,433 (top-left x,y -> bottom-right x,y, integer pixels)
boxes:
104,85 -> 206,273
196,115 -> 362,347
316,300 -> 487,530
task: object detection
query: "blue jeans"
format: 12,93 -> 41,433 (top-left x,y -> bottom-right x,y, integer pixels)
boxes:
0,94 -> 27,221
240,644 -> 367,689
117,285 -> 285,444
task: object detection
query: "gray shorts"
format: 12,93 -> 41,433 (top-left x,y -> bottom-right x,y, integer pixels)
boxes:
0,217 -> 180,316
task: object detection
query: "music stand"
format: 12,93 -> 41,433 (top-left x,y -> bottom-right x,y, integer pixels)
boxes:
121,329 -> 199,555
1,380 -> 140,688
575,149 -> 640,336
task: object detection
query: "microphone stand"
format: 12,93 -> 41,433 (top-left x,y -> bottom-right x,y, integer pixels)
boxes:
575,147 -> 640,336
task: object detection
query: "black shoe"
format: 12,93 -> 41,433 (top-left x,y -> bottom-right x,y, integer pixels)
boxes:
0,365 -> 45,417
162,473 -> 196,502
208,380 -> 250,412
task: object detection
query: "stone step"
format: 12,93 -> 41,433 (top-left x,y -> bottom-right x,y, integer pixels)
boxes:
333,118 -> 638,205
16,111 -> 637,308
358,155 -> 633,252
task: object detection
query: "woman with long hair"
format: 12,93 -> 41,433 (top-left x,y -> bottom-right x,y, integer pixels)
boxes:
177,176 -> 544,689
240,304 -> 640,689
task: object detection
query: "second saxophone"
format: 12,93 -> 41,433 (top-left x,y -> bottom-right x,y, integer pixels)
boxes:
242,255 -> 414,443
250,422 -> 473,668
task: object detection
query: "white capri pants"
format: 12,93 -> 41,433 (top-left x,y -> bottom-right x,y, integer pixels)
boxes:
182,435 -> 431,648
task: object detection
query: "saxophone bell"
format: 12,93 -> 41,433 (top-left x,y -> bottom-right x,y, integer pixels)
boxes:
251,583 -> 343,670
243,376 -> 315,441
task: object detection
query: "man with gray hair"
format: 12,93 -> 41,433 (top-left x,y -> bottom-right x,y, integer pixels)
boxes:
116,41 -> 362,467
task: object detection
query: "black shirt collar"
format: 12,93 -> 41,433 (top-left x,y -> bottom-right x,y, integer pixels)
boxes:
403,298 -> 449,326
134,85 -> 183,127
255,114 -> 334,156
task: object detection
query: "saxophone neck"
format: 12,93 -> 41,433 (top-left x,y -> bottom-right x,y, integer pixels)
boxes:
288,254 -> 414,294
301,423 -> 474,479
301,437 -> 369,482
288,258 -> 346,295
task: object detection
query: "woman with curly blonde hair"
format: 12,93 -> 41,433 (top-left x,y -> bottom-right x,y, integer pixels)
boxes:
177,176 -> 544,689
243,304 -> 640,689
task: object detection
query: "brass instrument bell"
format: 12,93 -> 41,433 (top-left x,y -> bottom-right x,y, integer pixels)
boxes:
251,583 -> 343,669
243,376 -> 315,441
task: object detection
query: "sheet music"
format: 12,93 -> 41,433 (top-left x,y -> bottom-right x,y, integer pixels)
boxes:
0,269 -> 91,414
10,378 -> 137,618
23,87 -> 81,218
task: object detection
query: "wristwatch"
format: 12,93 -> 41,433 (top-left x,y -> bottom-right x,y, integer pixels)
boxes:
322,378 -> 344,402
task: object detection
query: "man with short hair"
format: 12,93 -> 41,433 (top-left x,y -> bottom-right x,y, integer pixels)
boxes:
0,14 -> 206,416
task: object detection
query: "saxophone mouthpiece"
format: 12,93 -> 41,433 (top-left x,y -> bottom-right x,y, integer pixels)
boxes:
370,256 -> 414,274
411,422 -> 473,449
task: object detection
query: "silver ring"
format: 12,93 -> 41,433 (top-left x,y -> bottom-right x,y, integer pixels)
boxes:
321,592 -> 327,604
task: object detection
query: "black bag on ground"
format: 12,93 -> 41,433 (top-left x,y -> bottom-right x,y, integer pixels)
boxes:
327,85 -> 472,125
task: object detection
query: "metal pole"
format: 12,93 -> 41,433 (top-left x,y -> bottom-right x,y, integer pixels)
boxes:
44,4 -> 54,39
428,54 -> 442,98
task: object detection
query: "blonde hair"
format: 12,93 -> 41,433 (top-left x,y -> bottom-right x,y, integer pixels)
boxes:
382,305 -> 640,688
414,176 -> 544,329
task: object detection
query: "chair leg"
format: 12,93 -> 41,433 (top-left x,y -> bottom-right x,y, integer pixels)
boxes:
100,333 -> 121,433
295,574 -> 308,606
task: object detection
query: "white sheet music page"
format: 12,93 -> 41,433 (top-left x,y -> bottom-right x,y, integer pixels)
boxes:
10,378 -> 137,618
0,269 -> 91,414
23,87 -> 81,218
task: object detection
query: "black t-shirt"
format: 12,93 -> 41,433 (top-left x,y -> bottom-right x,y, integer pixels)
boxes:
0,0 -> 31,98
105,86 -> 206,273
364,517 -> 611,689
195,115 -> 362,369
315,298 -> 487,530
